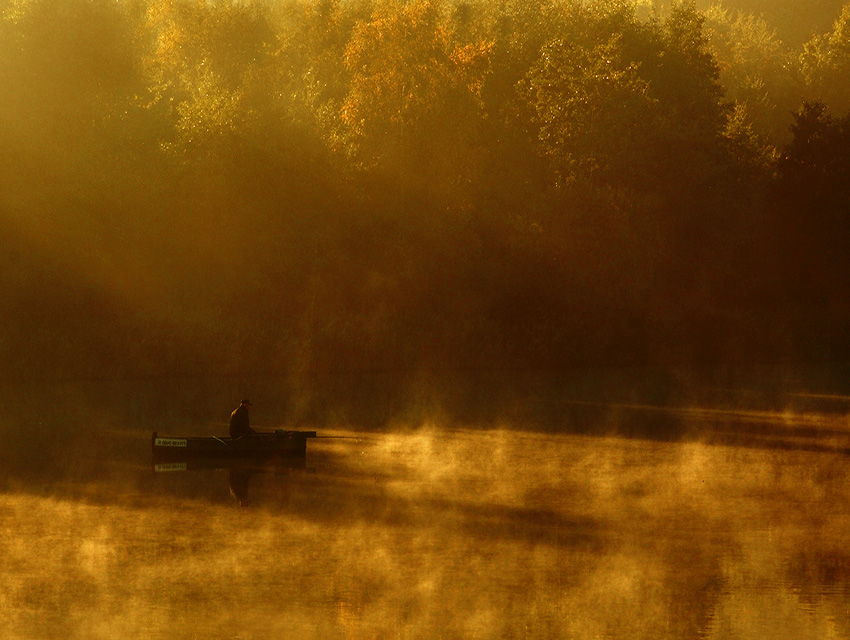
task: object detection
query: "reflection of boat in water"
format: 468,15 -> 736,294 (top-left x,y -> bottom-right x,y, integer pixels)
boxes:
152,445 -> 313,507
152,455 -> 308,473
151,429 -> 317,458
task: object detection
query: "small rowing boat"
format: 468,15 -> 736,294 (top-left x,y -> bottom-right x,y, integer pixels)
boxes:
151,429 -> 317,458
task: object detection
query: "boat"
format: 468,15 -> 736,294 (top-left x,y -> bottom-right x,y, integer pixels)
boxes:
151,429 -> 317,458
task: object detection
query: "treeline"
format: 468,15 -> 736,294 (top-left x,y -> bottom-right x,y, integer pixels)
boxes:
2,0 -> 850,418
682,0 -> 846,47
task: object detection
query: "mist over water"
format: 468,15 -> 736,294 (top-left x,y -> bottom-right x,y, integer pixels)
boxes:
3,382 -> 850,639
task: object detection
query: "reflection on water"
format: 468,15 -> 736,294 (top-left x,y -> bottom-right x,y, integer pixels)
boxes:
3,410 -> 850,638
152,455 -> 310,507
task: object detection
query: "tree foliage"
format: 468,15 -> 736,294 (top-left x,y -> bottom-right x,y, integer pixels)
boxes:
704,6 -> 802,144
801,4 -> 850,114
525,34 -> 656,186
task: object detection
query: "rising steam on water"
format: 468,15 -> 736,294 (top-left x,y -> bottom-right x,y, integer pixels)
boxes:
4,416 -> 850,639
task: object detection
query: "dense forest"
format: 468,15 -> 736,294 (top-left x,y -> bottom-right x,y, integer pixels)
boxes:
2,0 -> 850,421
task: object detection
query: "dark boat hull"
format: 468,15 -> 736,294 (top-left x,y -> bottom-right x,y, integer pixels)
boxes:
151,430 -> 316,458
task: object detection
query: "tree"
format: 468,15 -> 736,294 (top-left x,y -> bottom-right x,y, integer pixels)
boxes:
340,0 -> 492,206
704,6 -> 802,144
768,100 -> 850,360
140,0 -> 274,156
523,34 -> 657,187
777,100 -> 850,219
801,3 -> 850,115
656,1 -> 726,134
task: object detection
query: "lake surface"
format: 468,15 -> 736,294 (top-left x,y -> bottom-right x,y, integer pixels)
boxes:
3,393 -> 850,639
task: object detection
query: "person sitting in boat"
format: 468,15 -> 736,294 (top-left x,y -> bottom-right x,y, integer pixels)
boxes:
229,399 -> 256,439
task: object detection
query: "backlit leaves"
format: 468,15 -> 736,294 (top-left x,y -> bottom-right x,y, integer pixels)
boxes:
340,0 -> 492,168
801,4 -> 850,113
524,35 -> 655,185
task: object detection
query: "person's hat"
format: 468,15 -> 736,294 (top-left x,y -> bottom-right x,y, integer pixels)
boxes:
241,399 -> 252,406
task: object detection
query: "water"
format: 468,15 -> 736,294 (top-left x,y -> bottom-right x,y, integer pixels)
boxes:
3,394 -> 850,639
